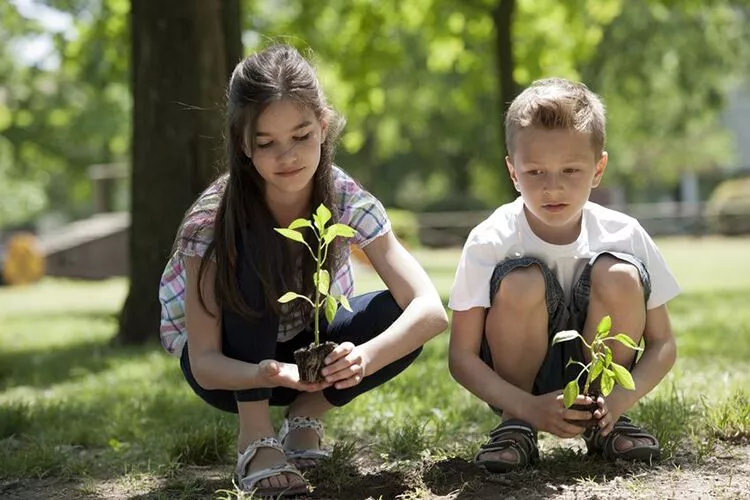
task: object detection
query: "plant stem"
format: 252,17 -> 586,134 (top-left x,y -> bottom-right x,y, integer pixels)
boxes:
313,231 -> 323,347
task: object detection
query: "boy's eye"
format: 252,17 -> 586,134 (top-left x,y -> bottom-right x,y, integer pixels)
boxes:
563,168 -> 580,174
294,132 -> 312,142
527,169 -> 544,176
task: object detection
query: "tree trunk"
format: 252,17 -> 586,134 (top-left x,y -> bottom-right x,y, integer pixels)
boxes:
118,0 -> 241,345
493,0 -> 519,200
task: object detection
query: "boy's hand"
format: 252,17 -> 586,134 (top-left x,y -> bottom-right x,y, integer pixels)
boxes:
524,392 -> 596,438
258,359 -> 331,392
592,395 -> 624,436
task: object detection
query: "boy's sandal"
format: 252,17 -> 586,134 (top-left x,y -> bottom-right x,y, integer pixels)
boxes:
473,419 -> 540,473
583,415 -> 661,462
235,436 -> 309,497
278,416 -> 331,467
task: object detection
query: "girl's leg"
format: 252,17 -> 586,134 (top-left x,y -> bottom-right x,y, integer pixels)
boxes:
320,289 -> 421,406
279,291 -> 419,460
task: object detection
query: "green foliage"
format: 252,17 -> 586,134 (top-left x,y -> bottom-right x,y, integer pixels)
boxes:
553,315 -> 642,408
275,204 -> 356,346
386,208 -> 420,247
706,176 -> 750,235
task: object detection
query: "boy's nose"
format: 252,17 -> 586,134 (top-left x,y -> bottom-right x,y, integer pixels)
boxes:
544,173 -> 563,192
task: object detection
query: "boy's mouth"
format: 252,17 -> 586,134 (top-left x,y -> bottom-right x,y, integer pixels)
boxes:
542,203 -> 568,213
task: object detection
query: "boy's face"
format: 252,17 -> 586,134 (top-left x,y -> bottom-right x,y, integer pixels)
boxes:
506,127 -> 607,244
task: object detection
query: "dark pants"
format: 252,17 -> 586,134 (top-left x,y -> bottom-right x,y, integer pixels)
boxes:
181,288 -> 422,413
480,251 -> 651,412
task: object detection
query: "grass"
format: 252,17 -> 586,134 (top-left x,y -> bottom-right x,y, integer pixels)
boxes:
0,236 -> 749,498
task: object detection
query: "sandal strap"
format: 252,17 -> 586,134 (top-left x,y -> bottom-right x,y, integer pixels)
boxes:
584,415 -> 660,460
475,419 -> 539,465
238,463 -> 307,492
235,436 -> 285,480
278,416 -> 325,446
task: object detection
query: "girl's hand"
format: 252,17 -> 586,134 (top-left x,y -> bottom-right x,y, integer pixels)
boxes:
321,342 -> 369,389
258,359 -> 331,392
524,391 -> 595,438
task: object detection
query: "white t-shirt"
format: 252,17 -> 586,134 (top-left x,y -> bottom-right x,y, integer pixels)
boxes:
449,198 -> 681,311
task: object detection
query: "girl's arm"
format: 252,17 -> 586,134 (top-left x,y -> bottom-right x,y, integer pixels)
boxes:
184,256 -> 329,392
358,232 -> 449,374
184,256 -> 265,390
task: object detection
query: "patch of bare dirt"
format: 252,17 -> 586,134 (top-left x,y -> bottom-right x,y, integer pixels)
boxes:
2,446 -> 749,499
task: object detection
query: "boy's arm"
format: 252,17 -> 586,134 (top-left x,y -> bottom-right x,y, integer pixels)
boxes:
448,307 -> 532,415
601,304 -> 677,431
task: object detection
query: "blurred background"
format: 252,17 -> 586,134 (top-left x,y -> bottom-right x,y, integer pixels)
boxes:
2,2 -> 750,497
1,0 -> 749,338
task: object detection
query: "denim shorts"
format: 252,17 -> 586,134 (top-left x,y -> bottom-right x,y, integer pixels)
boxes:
480,251 -> 651,413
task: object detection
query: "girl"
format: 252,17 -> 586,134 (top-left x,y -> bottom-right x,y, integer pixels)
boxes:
158,44 -> 448,497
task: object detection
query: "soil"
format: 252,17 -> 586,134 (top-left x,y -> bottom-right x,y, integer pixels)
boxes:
3,443 -> 749,499
295,341 -> 338,383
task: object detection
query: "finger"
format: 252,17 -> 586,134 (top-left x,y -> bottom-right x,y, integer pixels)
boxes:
322,352 -> 358,377
563,408 -> 596,421
326,364 -> 362,384
593,404 -> 608,420
573,394 -> 595,405
324,342 -> 354,364
599,416 -> 614,435
558,421 -> 587,438
334,374 -> 363,389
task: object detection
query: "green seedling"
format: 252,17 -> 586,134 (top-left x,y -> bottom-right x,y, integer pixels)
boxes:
275,203 -> 356,346
552,315 -> 643,408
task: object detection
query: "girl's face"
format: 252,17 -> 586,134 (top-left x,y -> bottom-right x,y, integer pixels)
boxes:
246,99 -> 327,205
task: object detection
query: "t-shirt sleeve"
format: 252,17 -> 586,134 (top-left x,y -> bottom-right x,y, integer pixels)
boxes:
339,183 -> 392,248
449,232 -> 502,311
173,180 -> 223,259
635,226 -> 681,309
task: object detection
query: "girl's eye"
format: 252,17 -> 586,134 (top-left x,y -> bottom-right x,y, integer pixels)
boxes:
257,142 -> 273,149
294,132 -> 312,142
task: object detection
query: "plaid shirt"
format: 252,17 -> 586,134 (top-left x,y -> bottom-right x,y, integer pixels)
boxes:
158,166 -> 391,356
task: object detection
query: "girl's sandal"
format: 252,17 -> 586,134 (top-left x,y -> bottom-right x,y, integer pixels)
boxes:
235,436 -> 310,498
474,419 -> 540,473
278,416 -> 331,469
583,415 -> 661,462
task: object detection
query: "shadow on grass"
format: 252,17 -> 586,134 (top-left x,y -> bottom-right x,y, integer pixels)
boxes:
0,331 -> 161,392
424,450 -> 654,499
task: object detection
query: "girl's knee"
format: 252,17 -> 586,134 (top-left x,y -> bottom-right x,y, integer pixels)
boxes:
591,256 -> 643,301
492,265 -> 546,311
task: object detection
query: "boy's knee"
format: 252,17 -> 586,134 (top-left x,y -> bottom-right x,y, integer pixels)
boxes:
493,265 -> 546,310
591,256 -> 643,301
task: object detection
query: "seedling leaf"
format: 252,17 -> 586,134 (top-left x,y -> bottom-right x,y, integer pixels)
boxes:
325,295 -> 337,323
278,292 -> 302,303
274,228 -> 305,244
552,330 -> 582,345
563,380 -> 580,408
611,362 -> 635,390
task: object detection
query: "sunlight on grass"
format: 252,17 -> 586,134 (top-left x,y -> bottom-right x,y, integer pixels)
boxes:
0,236 -> 749,495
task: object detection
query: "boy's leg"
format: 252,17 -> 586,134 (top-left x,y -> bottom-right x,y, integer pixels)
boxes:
479,257 -> 567,464
573,251 -> 653,454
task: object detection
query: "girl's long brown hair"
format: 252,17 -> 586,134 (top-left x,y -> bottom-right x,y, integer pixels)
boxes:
194,44 -> 345,321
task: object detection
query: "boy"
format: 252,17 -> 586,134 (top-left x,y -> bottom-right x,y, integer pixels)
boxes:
448,78 -> 679,472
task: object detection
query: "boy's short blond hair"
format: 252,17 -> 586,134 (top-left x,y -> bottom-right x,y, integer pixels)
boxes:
505,78 -> 606,158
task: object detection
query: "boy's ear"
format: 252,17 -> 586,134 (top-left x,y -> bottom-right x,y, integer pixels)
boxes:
505,156 -> 520,190
592,151 -> 608,187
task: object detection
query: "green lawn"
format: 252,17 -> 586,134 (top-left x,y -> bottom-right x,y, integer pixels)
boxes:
0,236 -> 749,498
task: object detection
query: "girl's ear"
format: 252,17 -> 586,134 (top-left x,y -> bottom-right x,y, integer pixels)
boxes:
320,118 -> 328,144
241,135 -> 252,159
